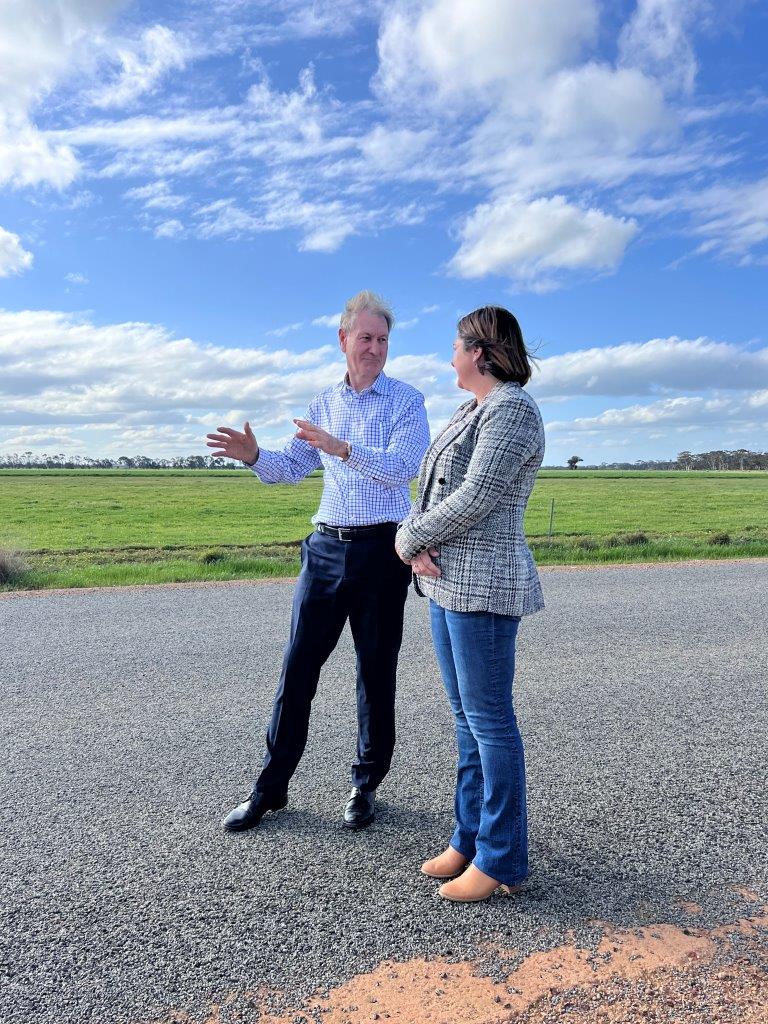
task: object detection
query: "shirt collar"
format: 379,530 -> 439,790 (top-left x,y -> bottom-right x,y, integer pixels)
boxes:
340,370 -> 391,397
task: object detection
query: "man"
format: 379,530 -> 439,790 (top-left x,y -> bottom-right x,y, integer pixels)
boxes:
207,291 -> 430,832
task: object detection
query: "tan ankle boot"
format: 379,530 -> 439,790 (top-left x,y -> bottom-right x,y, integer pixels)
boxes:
438,864 -> 523,902
420,846 -> 468,879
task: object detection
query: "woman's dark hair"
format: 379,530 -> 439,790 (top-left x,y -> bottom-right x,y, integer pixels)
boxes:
457,306 -> 533,385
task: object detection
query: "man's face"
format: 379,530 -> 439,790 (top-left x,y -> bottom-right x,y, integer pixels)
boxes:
339,310 -> 389,381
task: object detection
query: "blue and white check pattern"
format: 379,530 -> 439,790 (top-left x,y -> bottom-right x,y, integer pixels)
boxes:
249,372 -> 430,526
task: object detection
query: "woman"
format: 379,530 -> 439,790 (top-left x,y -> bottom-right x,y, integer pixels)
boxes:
395,306 -> 544,903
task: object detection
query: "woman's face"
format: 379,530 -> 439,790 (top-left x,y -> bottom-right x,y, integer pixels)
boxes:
451,337 -> 480,391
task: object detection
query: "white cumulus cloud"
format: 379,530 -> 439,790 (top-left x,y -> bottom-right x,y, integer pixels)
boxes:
547,395 -> 735,433
2,309 -> 767,459
376,0 -> 598,103
0,0 -> 124,189
0,227 -> 33,277
531,337 -> 768,398
450,194 -> 638,289
536,64 -> 669,148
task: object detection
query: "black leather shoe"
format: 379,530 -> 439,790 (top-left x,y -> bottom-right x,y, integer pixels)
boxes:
343,787 -> 375,830
222,792 -> 287,832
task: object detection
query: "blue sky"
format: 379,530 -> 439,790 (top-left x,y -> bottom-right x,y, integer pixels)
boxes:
1,0 -> 767,465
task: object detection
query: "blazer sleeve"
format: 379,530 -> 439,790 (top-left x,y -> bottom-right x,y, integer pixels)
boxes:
396,395 -> 541,560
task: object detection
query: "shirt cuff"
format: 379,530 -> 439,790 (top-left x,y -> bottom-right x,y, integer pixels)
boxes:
246,448 -> 281,483
345,442 -> 372,475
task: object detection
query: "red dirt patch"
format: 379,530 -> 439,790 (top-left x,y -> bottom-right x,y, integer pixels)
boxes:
144,897 -> 767,1024
212,899 -> 767,1024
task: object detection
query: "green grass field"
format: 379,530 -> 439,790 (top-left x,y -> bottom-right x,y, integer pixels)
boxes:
1,468 -> 767,590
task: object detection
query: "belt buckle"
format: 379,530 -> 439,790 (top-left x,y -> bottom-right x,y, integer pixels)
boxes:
338,527 -> 353,543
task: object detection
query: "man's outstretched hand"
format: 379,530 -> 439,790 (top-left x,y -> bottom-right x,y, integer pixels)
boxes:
206,422 -> 259,464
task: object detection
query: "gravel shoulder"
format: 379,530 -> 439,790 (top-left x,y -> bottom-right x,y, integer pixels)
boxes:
1,561 -> 766,1024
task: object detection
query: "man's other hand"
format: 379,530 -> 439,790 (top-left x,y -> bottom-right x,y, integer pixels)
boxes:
293,419 -> 346,458
206,422 -> 259,464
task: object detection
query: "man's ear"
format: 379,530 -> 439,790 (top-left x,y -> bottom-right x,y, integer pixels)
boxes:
338,328 -> 347,353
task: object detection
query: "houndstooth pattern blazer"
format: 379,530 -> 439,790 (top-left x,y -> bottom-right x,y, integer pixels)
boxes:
395,380 -> 545,617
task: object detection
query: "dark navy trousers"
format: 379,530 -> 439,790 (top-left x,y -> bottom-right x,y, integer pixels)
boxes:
252,525 -> 412,798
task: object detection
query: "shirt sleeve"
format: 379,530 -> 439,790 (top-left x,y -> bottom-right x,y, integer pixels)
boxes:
247,402 -> 322,484
345,394 -> 430,489
395,397 -> 542,559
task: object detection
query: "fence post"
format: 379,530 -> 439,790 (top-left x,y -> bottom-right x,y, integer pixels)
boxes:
548,498 -> 555,539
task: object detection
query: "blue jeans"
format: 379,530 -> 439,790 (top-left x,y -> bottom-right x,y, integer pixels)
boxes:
429,600 -> 528,886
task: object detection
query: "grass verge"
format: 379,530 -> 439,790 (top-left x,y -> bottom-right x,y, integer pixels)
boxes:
1,544 -> 301,592
530,532 -> 768,565
2,531 -> 768,592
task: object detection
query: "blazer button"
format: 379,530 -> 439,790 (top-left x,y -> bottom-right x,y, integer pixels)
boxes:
438,477 -> 446,485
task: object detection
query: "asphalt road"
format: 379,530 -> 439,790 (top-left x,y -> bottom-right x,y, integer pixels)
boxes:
1,561 -> 766,1024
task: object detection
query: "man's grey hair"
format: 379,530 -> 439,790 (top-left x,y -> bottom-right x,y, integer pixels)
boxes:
339,290 -> 395,335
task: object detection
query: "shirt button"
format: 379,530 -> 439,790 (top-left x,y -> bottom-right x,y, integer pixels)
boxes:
438,477 -> 446,485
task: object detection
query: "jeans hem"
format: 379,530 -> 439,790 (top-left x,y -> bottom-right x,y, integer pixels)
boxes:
472,854 -> 528,888
451,835 -> 476,862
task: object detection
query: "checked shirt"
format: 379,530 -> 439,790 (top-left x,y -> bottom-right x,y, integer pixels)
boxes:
249,371 -> 430,526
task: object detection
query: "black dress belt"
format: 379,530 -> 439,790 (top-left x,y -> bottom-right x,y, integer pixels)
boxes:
316,522 -> 398,542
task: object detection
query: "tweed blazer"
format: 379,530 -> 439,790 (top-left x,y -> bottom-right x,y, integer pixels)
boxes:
395,381 -> 545,616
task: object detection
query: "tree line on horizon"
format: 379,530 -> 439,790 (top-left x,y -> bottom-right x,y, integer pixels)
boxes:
578,449 -> 768,471
1,448 -> 767,471
0,453 -> 235,470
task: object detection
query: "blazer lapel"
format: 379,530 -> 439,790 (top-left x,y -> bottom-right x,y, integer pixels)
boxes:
418,403 -> 477,506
